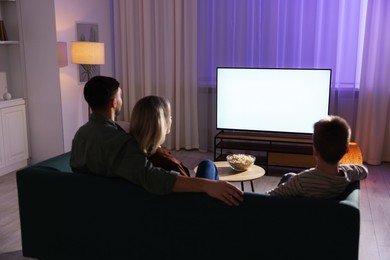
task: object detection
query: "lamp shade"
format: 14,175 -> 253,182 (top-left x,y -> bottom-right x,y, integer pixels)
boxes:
340,142 -> 363,165
71,41 -> 105,65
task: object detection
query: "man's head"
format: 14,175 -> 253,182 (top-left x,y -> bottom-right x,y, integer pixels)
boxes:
313,115 -> 351,164
84,76 -> 122,116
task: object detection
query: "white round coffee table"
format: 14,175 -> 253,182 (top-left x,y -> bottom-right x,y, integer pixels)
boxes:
194,161 -> 265,192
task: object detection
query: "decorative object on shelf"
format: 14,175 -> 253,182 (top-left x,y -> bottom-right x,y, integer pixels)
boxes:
0,20 -> 8,41
72,23 -> 104,82
57,42 -> 68,68
3,92 -> 12,100
340,142 -> 363,165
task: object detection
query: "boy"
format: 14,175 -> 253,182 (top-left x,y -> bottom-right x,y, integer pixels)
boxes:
266,115 -> 368,199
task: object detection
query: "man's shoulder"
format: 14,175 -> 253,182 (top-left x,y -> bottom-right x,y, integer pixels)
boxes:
72,120 -> 136,154
75,120 -> 125,136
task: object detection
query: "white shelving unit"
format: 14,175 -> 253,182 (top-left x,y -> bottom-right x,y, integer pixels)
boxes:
0,0 -> 28,175
1,0 -> 69,166
0,98 -> 28,176
0,0 -> 25,100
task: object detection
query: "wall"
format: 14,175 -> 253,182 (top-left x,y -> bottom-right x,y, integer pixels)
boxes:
19,0 -> 64,163
54,0 -> 114,152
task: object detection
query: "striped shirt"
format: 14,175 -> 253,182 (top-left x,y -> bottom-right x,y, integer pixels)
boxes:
267,165 -> 368,199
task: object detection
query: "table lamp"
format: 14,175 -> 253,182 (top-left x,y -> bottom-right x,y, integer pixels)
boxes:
340,142 -> 363,165
71,41 -> 105,81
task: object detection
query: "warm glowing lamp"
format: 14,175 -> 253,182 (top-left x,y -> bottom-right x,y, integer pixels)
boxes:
340,142 -> 363,165
71,41 -> 105,81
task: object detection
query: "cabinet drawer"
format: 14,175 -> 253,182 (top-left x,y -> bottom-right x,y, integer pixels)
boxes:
268,153 -> 316,168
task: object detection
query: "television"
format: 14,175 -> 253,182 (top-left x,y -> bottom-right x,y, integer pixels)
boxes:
216,67 -> 331,135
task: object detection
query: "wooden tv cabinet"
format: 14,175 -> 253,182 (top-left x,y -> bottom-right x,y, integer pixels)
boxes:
214,131 -> 316,172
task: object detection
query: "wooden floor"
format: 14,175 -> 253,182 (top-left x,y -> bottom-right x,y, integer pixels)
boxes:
0,149 -> 389,260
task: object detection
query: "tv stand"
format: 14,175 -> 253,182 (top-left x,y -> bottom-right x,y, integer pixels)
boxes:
214,130 -> 316,173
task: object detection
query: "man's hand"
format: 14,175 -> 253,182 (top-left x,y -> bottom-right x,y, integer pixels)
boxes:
203,180 -> 244,206
173,176 -> 244,206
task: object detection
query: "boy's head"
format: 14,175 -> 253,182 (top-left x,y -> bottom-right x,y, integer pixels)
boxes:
313,115 -> 351,164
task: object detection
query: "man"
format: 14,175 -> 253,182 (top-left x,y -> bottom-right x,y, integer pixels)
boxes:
71,76 -> 243,206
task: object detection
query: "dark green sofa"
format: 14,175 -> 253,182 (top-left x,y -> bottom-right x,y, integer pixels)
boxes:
16,152 -> 361,260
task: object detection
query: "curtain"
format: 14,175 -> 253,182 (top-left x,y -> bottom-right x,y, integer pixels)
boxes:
113,0 -> 199,150
197,0 -> 365,152
355,0 -> 390,165
113,0 -> 390,164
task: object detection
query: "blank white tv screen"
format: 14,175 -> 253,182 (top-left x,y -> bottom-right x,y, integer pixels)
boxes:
217,68 -> 331,134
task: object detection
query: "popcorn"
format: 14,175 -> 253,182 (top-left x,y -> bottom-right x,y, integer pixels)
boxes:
227,154 -> 255,171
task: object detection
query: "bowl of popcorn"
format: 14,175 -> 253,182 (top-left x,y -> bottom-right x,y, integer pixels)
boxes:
226,154 -> 256,171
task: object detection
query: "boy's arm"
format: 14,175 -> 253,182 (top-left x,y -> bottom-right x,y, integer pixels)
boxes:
266,175 -> 303,196
344,164 -> 368,182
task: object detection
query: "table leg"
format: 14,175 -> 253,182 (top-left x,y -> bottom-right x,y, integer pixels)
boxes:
241,182 -> 244,191
250,181 -> 255,192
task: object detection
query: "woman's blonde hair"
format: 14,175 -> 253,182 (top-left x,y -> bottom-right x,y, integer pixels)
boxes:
129,95 -> 171,156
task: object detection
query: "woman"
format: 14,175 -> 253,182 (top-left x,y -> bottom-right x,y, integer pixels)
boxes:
129,95 -> 218,180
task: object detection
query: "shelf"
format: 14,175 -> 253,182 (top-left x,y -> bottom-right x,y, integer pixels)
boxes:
216,131 -> 313,144
215,153 -> 268,165
0,41 -> 19,44
0,98 -> 25,108
216,140 -> 313,154
214,130 -> 316,172
268,153 -> 316,168
0,0 -> 24,99
216,140 -> 272,151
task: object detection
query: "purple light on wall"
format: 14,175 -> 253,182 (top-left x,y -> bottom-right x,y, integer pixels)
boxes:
197,0 -> 363,88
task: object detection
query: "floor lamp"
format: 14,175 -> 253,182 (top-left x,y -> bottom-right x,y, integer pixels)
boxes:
71,41 -> 105,118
